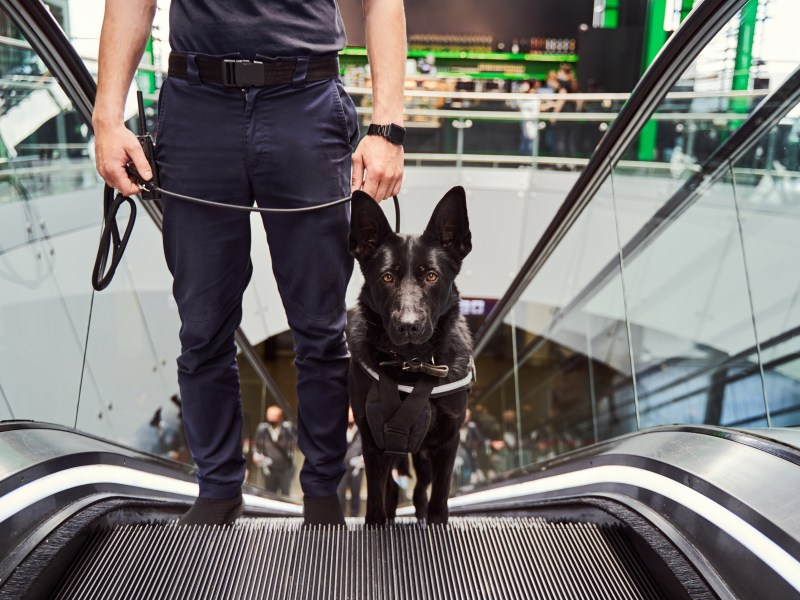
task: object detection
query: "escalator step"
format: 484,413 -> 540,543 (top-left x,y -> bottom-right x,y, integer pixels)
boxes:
54,517 -> 664,599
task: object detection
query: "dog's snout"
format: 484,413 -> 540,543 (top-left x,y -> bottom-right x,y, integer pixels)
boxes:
395,320 -> 422,335
390,310 -> 432,345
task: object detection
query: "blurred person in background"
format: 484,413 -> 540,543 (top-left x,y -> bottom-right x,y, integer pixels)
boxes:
338,408 -> 364,517
253,406 -> 295,496
452,408 -> 489,487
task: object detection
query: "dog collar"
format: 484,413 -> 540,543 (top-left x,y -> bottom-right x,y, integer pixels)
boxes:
378,357 -> 449,378
358,358 -> 475,397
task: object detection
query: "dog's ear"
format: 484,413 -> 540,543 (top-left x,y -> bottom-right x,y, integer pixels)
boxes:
349,191 -> 393,262
423,186 -> 471,261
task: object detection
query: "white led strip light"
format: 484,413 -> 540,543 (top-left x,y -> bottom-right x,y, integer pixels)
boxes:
397,464 -> 800,592
0,463 -> 302,524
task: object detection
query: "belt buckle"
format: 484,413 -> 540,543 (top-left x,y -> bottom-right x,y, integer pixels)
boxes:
222,59 -> 265,87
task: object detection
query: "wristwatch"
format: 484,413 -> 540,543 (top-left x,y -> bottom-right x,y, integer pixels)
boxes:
367,123 -> 406,146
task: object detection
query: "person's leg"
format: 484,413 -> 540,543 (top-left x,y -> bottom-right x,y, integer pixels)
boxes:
337,471 -> 349,511
156,67 -> 253,522
350,471 -> 363,517
281,468 -> 293,496
247,65 -> 358,524
265,471 -> 280,493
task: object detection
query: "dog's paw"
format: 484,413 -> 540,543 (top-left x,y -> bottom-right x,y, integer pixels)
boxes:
365,515 -> 387,528
427,511 -> 449,526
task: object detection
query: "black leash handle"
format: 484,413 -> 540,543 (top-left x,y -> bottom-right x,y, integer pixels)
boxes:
92,185 -> 137,291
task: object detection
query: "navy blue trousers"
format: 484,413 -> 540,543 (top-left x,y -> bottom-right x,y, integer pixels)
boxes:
156,54 -> 359,499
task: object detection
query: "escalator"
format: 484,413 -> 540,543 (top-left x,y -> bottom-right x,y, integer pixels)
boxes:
55,518 -> 665,599
3,0 -> 800,599
2,421 -> 799,598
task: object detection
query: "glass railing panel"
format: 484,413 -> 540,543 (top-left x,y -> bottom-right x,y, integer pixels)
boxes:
469,178 -> 635,474
731,106 -> 800,427
611,165 -> 767,428
76,236 -> 178,448
1,45 -> 98,202
0,231 -> 90,426
75,209 -> 185,453
1,24 -> 100,427
467,328 -> 520,479
516,178 -> 636,448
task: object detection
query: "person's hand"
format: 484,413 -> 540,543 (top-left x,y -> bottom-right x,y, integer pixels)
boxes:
351,134 -> 404,201
93,121 -> 152,196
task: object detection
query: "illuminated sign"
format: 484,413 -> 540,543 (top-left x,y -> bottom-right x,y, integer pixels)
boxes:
459,298 -> 497,317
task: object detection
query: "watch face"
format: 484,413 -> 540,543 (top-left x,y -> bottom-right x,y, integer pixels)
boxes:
387,124 -> 406,145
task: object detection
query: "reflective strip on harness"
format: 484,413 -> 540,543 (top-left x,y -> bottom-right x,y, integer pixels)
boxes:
357,358 -> 475,397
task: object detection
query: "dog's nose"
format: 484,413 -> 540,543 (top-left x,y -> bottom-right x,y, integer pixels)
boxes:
396,321 -> 422,335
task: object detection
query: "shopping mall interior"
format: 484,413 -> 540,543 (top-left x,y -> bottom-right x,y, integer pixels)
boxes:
1,0 -> 800,597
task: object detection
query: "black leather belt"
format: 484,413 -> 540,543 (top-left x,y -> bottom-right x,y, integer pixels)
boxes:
168,53 -> 340,87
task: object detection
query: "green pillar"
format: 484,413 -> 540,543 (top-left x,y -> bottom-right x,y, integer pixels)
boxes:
640,0 -> 668,73
637,0 -> 668,161
680,0 -> 694,21
731,0 -> 758,113
137,36 -> 157,104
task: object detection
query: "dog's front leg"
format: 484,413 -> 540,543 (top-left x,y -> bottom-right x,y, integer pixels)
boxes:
427,427 -> 461,525
411,449 -> 432,523
363,446 -> 392,526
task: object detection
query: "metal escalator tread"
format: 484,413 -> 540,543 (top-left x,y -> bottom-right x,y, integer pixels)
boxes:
54,517 -> 665,599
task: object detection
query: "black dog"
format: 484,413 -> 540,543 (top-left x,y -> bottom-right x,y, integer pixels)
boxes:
348,186 -> 473,526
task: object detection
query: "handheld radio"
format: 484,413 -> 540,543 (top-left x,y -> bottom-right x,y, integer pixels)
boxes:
131,90 -> 160,200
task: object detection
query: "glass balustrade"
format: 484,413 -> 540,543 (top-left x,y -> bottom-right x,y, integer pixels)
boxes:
458,2 -> 800,492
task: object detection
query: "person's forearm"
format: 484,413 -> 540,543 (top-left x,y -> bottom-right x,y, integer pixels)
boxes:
93,0 -> 156,128
363,0 -> 406,125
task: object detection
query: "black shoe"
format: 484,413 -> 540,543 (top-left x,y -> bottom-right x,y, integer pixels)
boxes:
177,494 -> 244,526
303,494 -> 345,527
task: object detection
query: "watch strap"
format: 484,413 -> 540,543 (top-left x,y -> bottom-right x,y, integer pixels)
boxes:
367,123 -> 406,146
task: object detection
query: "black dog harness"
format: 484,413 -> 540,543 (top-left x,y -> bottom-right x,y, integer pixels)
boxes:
356,358 -> 475,456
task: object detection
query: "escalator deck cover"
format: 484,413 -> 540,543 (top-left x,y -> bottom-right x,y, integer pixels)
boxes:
54,517 -> 664,599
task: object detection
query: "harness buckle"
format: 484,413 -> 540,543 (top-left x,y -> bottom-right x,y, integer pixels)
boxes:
222,60 -> 265,87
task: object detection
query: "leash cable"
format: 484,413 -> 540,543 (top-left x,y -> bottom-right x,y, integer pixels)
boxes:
92,169 -> 400,291
93,90 -> 400,291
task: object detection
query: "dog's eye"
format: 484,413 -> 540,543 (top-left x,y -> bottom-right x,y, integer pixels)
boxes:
425,272 -> 439,283
382,273 -> 394,283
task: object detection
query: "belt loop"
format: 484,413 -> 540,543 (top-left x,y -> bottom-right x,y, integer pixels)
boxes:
186,53 -> 202,86
292,57 -> 309,88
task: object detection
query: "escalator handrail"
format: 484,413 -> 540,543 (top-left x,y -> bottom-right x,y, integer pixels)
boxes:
1,0 -> 296,422
472,0 -> 747,356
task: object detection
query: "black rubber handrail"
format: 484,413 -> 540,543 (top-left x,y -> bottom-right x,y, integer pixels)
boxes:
473,0 -> 747,356
1,0 -> 295,421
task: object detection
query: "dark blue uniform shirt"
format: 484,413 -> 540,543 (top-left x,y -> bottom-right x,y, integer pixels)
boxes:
169,0 -> 347,59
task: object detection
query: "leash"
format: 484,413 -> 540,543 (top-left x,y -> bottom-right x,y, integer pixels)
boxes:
92,91 -> 400,291
92,95 -> 400,291
92,181 -> 400,291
